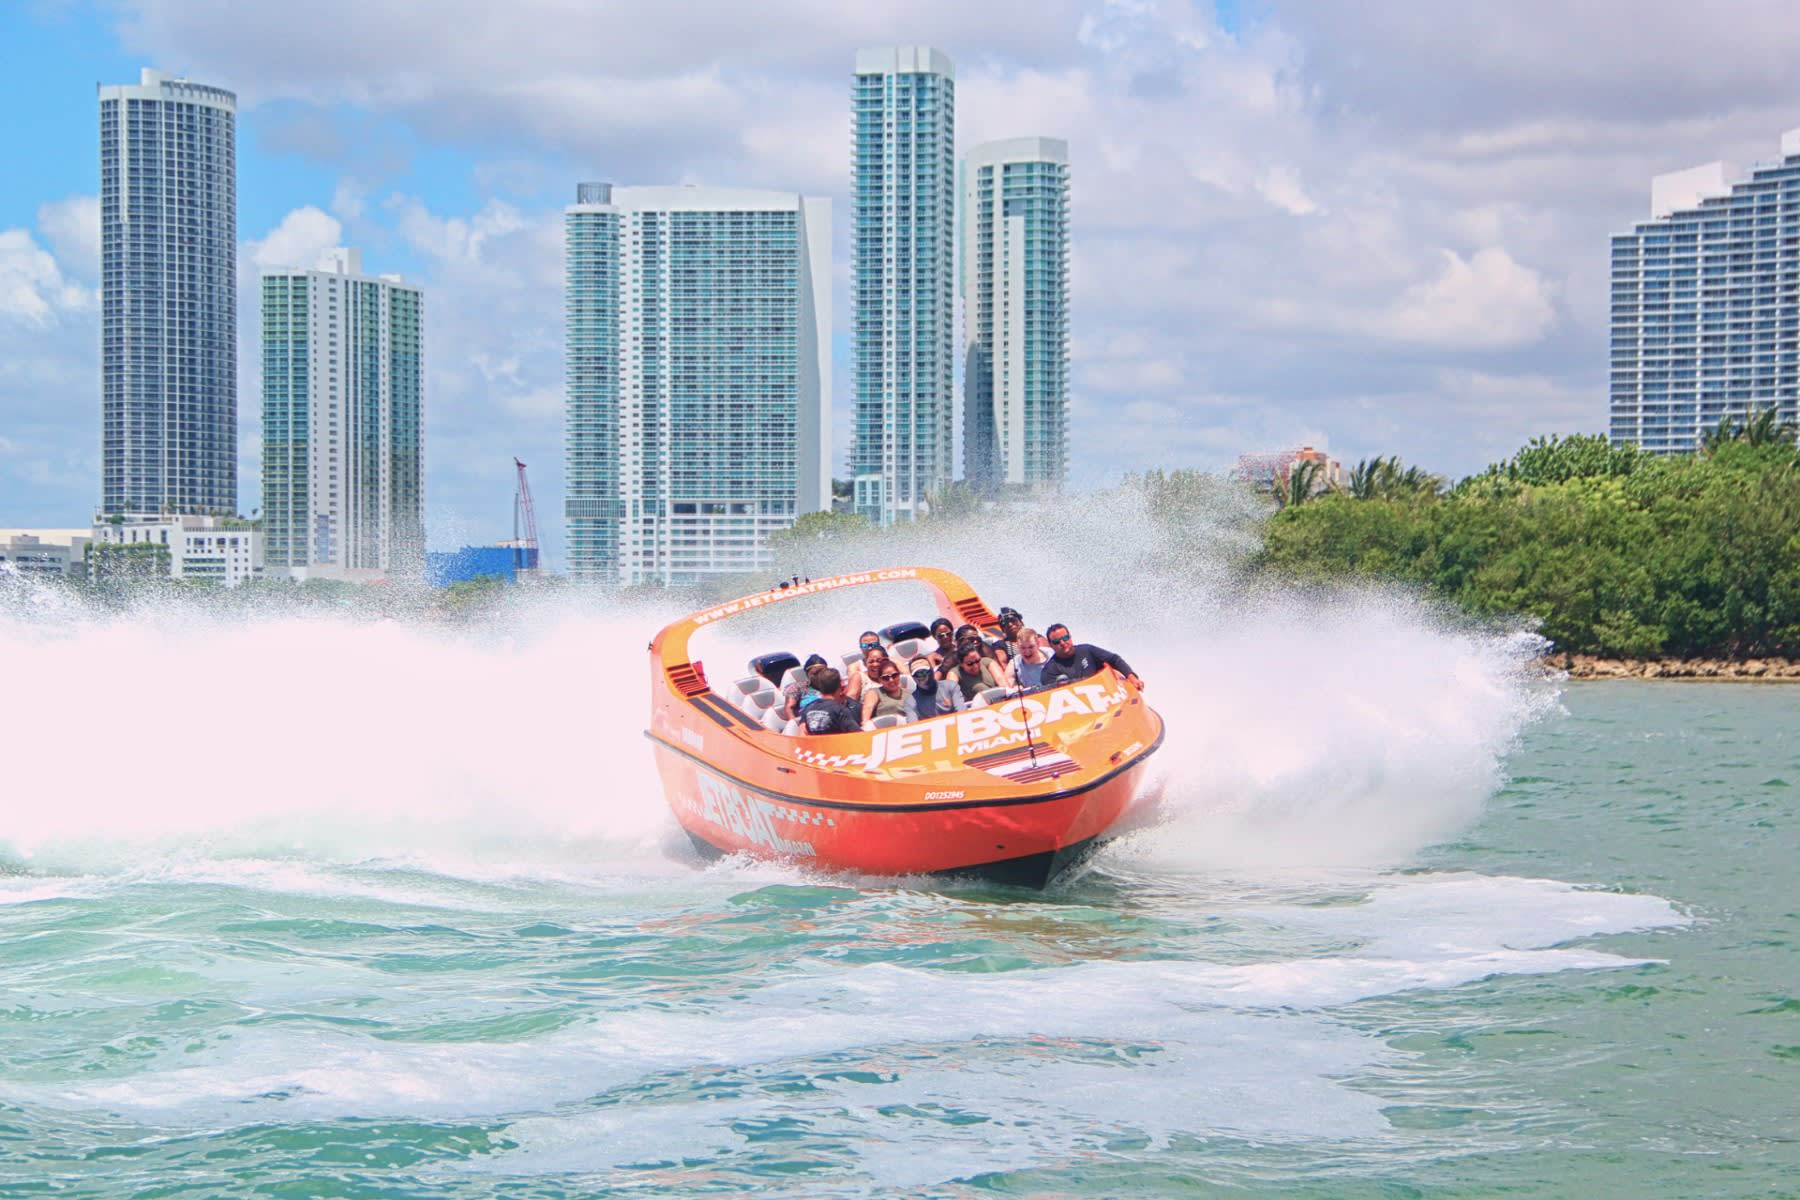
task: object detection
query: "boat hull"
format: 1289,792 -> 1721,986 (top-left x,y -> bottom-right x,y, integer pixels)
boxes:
651,737 -> 1155,885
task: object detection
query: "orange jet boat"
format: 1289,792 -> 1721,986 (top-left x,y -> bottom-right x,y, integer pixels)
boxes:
646,567 -> 1164,887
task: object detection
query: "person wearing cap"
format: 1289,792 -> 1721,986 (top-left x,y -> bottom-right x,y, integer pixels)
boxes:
995,607 -> 1026,660
906,655 -> 958,720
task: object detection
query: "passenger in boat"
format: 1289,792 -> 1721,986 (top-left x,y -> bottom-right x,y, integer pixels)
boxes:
926,617 -> 957,665
996,607 -> 1026,657
782,654 -> 830,721
843,631 -> 883,698
846,644 -> 893,703
801,668 -> 863,735
861,659 -> 911,725
945,643 -> 1008,706
1037,623 -> 1145,691
906,656 -> 956,719
954,623 -> 1012,672
1012,627 -> 1052,689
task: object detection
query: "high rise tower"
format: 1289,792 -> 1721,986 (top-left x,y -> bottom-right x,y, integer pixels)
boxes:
564,184 -> 831,585
962,137 -> 1070,493
261,249 -> 424,580
1610,130 -> 1800,452
852,46 -> 955,524
99,69 -> 238,516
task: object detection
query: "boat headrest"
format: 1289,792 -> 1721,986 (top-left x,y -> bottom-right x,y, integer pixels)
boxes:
748,651 -> 800,687
880,620 -> 933,645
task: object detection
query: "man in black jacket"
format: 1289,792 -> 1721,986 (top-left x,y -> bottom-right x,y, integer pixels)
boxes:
1037,624 -> 1145,691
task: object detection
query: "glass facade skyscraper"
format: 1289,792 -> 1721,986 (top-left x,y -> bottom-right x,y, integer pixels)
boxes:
961,137 -> 1069,492
261,249 -> 424,579
1610,130 -> 1800,453
852,46 -> 955,525
99,69 -> 237,516
564,184 -> 831,586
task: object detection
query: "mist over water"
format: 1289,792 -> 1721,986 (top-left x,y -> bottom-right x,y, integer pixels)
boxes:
0,488 -> 1554,880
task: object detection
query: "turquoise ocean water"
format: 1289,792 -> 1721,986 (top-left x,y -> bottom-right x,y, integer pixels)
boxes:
1,599 -> 1796,1197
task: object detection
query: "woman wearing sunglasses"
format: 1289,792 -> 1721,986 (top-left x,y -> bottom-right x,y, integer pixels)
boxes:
846,640 -> 892,703
861,658 -> 912,725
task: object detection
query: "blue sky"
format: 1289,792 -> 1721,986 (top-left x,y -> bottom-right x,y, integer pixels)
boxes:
3,0 -> 1798,566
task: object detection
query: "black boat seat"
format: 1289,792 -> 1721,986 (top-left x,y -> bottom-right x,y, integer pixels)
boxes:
880,620 -> 932,645
748,651 -> 800,688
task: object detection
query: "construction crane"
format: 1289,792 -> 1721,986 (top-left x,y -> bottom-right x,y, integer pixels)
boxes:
509,458 -> 541,579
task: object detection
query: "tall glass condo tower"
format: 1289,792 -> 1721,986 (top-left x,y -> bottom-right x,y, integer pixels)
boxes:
261,249 -> 424,580
852,46 -> 955,525
564,184 -> 831,585
98,69 -> 237,516
962,137 -> 1070,493
1610,129 -> 1800,453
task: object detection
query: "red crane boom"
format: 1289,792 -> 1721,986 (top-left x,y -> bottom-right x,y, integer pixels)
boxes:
512,458 -> 540,576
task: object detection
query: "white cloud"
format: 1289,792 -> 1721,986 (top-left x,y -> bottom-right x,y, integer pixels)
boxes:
246,205 -> 344,271
0,229 -> 91,326
37,195 -> 101,280
1380,248 -> 1557,350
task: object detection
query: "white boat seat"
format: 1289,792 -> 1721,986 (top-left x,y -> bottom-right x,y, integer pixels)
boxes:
760,706 -> 788,732
889,638 -> 922,661
840,651 -> 862,671
729,675 -> 762,700
869,714 -> 903,729
781,717 -> 801,735
779,666 -> 804,691
973,686 -> 1012,708
741,689 -> 780,716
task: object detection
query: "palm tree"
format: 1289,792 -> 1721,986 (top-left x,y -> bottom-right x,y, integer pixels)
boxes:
1346,456 -> 1393,500
1702,406 -> 1798,454
1741,405 -> 1796,447
1397,464 -> 1445,498
1271,459 -> 1325,509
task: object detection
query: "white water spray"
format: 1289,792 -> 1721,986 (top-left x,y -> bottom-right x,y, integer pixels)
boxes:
0,492 -> 1556,879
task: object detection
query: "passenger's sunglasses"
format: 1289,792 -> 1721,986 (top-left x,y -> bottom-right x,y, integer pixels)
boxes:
879,671 -> 901,681
1049,634 -> 1073,645
859,640 -> 880,650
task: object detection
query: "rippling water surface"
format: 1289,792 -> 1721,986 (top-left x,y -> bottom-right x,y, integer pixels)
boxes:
2,590 -> 1795,1196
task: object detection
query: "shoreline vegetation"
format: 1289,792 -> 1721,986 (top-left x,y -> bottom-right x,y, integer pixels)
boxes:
1256,419 -> 1800,666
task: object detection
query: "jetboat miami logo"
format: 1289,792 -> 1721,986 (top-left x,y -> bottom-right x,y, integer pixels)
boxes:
690,569 -> 921,627
692,774 -> 822,856
792,681 -> 1129,774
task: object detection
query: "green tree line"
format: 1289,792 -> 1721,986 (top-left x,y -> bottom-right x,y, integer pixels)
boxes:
1257,417 -> 1800,659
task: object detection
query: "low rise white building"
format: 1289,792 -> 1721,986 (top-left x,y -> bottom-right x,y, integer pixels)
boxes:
0,529 -> 92,580
89,515 -> 263,587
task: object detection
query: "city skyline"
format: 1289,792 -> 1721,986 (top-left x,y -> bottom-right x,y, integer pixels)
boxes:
7,4 -> 1800,567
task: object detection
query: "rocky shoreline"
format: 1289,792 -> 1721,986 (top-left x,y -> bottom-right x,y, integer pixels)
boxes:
1547,654 -> 1800,681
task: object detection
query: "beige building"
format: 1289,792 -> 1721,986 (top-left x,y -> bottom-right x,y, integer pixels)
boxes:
0,530 -> 92,580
